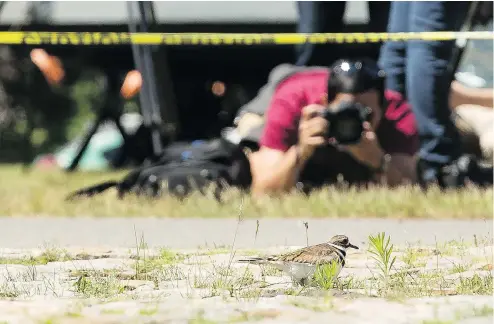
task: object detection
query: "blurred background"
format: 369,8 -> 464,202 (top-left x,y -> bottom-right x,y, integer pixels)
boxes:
0,1 -> 491,171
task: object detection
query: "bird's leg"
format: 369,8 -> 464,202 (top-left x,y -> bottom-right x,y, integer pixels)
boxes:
291,277 -> 303,287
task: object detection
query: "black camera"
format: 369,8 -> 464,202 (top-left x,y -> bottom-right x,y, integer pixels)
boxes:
319,101 -> 373,145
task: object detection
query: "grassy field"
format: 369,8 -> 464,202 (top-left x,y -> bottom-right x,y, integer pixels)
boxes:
0,164 -> 492,219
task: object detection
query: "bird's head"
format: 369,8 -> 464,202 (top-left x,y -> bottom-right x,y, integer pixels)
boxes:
329,235 -> 359,250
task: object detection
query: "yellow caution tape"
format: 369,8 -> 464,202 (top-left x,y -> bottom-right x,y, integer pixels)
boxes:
1,31 -> 492,46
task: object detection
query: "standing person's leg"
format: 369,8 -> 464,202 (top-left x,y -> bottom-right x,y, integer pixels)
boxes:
378,1 -> 410,95
367,1 -> 391,33
378,1 -> 417,139
366,1 -> 391,62
295,1 -> 346,66
406,1 -> 471,186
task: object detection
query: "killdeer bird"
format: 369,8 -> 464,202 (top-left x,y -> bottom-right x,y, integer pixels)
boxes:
237,235 -> 358,286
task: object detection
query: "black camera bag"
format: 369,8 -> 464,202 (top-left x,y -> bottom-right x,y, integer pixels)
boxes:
66,138 -> 252,201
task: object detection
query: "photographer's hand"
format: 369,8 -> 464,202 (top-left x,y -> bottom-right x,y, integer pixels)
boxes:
298,104 -> 329,162
250,104 -> 328,196
339,122 -> 385,170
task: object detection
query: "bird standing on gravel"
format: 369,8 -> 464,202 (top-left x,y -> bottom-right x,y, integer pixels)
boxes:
236,235 -> 359,286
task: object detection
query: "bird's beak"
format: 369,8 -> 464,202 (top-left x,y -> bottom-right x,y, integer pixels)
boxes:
348,243 -> 359,250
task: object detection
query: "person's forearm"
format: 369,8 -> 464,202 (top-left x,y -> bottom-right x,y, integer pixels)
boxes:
467,90 -> 493,109
450,81 -> 494,109
251,146 -> 309,195
376,154 -> 418,186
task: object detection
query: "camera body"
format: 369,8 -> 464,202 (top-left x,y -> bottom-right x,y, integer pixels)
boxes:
319,101 -> 373,145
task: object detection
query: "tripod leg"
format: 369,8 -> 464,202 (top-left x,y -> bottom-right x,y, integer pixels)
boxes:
140,1 -> 179,144
140,45 -> 164,157
136,2 -> 164,157
127,1 -> 160,159
66,116 -> 103,172
112,114 -> 132,168
127,1 -> 179,160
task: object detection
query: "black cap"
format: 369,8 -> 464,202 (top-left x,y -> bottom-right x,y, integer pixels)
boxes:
328,58 -> 386,95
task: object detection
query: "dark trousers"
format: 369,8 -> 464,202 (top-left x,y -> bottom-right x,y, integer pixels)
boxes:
295,1 -> 391,66
379,1 -> 471,165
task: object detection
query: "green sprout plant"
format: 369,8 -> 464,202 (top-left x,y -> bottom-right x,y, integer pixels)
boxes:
368,232 -> 397,295
313,260 -> 341,290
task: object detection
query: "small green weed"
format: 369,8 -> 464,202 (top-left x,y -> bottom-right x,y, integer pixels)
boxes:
368,232 -> 397,295
313,261 -> 341,290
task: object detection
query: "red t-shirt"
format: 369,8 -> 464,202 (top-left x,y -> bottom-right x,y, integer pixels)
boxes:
259,69 -> 419,187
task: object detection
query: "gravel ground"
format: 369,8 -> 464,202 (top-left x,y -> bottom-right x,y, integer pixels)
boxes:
0,295 -> 492,324
0,218 -> 492,323
0,237 -> 492,323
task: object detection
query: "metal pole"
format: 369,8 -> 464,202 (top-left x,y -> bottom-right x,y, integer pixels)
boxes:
126,1 -> 163,158
137,1 -> 164,156
139,1 -> 180,143
447,1 -> 480,85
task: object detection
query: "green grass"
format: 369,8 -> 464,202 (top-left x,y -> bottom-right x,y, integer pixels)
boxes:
139,307 -> 159,316
0,164 -> 491,218
0,246 -> 71,265
72,271 -> 125,298
422,305 -> 494,324
101,309 -> 125,315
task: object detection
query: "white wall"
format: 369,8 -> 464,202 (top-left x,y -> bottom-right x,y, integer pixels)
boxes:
0,1 -> 370,24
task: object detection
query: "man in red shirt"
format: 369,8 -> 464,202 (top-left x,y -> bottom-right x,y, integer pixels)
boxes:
244,59 -> 419,195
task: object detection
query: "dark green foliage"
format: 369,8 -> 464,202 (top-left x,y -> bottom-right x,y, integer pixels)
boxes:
0,46 -> 109,163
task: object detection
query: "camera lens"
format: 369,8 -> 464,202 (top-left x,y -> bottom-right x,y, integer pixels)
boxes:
334,118 -> 362,144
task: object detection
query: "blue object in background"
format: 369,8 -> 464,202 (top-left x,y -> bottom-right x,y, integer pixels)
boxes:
191,140 -> 205,146
181,140 -> 206,161
181,150 -> 193,161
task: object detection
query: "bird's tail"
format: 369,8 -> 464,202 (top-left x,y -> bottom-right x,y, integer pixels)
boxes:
236,257 -> 275,264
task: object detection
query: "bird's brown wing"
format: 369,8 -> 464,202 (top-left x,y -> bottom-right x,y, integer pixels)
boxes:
275,243 -> 343,265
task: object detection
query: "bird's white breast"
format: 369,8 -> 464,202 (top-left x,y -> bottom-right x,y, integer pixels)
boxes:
285,263 -> 317,280
284,262 -> 343,280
